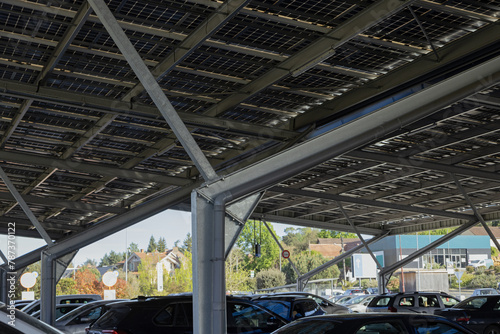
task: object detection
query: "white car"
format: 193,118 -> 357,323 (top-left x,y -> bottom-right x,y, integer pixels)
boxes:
344,295 -> 376,313
0,302 -> 64,334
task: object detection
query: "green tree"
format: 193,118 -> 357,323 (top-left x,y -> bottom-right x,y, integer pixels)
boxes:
129,242 -> 140,253
282,227 -> 320,252
157,237 -> 167,252
137,256 -> 158,296
82,258 -> 97,267
147,236 -> 157,253
255,269 -> 286,290
181,233 -> 192,253
282,250 -> 340,284
57,277 -> 78,295
236,221 -> 280,272
226,248 -> 254,292
99,250 -> 125,266
317,230 -> 357,239
165,252 -> 193,294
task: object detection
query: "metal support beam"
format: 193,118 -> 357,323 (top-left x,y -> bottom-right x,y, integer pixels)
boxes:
0,268 -> 6,303
337,201 -> 382,269
40,250 -> 56,325
87,0 -> 218,182
0,166 -> 52,244
452,174 -> 500,251
263,221 -> 300,278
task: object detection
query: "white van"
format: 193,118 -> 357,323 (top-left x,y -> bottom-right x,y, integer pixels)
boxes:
470,258 -> 494,268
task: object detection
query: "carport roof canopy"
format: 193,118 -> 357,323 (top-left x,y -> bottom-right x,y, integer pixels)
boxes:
0,0 -> 499,267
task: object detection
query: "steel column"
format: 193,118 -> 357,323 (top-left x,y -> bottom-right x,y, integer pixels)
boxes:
40,250 -> 56,325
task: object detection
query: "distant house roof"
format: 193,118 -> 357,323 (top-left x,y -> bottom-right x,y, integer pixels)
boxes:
462,226 -> 500,238
309,244 -> 342,258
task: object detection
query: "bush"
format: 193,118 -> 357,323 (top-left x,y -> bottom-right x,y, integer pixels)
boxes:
467,274 -> 497,289
255,269 -> 286,290
465,266 -> 475,273
387,277 -> 400,292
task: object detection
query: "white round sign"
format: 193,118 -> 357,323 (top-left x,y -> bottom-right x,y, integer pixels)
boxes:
20,272 -> 37,289
102,271 -> 118,287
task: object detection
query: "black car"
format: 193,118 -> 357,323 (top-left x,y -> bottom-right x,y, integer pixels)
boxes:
253,292 -> 350,315
87,295 -> 288,334
270,313 -> 477,334
435,295 -> 500,334
250,294 -> 326,322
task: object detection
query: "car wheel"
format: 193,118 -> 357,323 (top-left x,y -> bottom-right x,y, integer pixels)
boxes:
484,325 -> 500,334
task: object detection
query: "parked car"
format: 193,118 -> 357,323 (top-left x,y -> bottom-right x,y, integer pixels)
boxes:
335,295 -> 356,305
21,294 -> 102,315
435,294 -> 500,334
366,291 -> 460,314
31,303 -> 85,320
0,302 -> 65,334
251,294 -> 327,321
54,300 -> 126,334
343,288 -> 365,296
471,288 -> 499,296
270,313 -> 476,334
254,292 -> 350,314
470,259 -> 494,268
343,295 -> 376,313
88,295 -> 288,334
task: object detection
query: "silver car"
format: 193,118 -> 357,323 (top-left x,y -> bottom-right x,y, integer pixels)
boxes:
366,292 -> 460,314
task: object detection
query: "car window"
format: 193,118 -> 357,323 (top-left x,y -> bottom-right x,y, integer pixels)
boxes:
356,321 -> 406,334
253,300 -> 290,320
494,299 -> 500,311
414,321 -> 469,334
398,297 -> 415,307
419,296 -> 439,308
160,302 -> 193,327
273,320 -> 336,334
440,296 -> 459,308
68,306 -> 104,325
373,297 -> 391,307
457,297 -> 488,309
227,301 -> 280,332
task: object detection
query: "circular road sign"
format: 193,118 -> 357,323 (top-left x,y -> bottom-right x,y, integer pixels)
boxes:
20,272 -> 37,289
282,250 -> 290,259
102,271 -> 118,287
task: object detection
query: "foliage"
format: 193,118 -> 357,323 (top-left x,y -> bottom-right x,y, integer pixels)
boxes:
387,277 -> 400,292
56,278 -> 78,295
82,258 -> 98,267
164,251 -> 193,294
361,279 -> 378,289
466,266 -> 475,273
255,269 -> 286,290
147,236 -> 158,253
180,233 -> 192,253
417,228 -> 457,235
468,273 -> 497,288
99,250 -> 125,267
137,256 -> 160,296
128,242 -> 140,253
492,247 -> 499,258
317,230 -> 357,239
236,221 -> 280,272
157,237 -> 167,252
226,248 -> 254,293
282,250 -> 340,284
281,228 -> 320,253
74,267 -> 102,295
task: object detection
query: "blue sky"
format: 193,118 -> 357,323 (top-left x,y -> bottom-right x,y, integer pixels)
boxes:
1,210 -> 290,267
